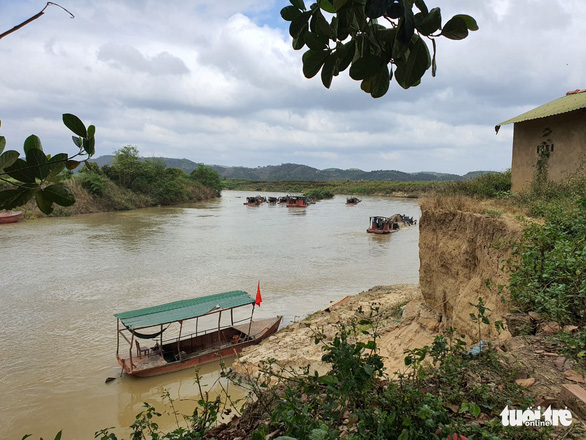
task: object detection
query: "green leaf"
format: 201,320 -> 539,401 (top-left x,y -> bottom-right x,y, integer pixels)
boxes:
442,15 -> 470,40
281,6 -> 302,21
333,0 -> 349,12
365,0 -> 388,19
290,0 -> 306,10
304,31 -> 328,50
394,34 -> 430,89
397,2 -> 415,45
23,135 -> 43,155
0,187 -> 34,210
361,64 -> 390,98
302,49 -> 329,78
35,190 -> 54,215
336,40 -> 355,73
26,147 -> 50,180
0,135 -> 6,155
42,183 -> 75,207
458,14 -> 479,31
292,30 -> 307,50
72,136 -> 82,148
414,0 -> 428,15
289,11 -> 311,39
431,37 -> 437,76
349,54 -> 384,80
83,137 -> 95,156
5,158 -> 37,183
321,54 -> 335,88
319,0 -> 335,13
415,7 -> 441,36
65,159 -> 81,170
309,428 -> 329,440
62,113 -> 87,137
397,429 -> 409,440
318,374 -> 339,386
87,125 -> 96,138
47,153 -> 69,178
0,150 -> 19,171
313,10 -> 336,39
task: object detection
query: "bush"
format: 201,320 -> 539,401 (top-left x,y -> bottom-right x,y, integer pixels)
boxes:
304,188 -> 334,200
79,172 -> 109,196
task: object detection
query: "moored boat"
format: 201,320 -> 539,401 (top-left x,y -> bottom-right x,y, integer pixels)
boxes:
0,210 -> 23,224
114,290 -> 282,377
244,196 -> 259,206
286,195 -> 309,207
367,216 -> 398,234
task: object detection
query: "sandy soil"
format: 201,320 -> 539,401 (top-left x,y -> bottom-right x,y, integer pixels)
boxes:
231,284 -> 436,377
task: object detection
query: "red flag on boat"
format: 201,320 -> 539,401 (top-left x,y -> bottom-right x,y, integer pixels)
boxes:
256,281 -> 262,307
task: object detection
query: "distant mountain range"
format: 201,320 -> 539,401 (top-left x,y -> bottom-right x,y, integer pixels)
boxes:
91,155 -> 487,182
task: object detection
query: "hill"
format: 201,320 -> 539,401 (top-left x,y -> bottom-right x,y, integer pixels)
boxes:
90,156 -> 487,182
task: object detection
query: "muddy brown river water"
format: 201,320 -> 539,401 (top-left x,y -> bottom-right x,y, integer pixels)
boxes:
0,191 -> 420,438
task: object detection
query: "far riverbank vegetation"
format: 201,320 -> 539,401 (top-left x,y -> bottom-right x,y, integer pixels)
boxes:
3,145 -> 223,218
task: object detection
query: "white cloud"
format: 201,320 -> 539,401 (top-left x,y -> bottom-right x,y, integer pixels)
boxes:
0,0 -> 583,174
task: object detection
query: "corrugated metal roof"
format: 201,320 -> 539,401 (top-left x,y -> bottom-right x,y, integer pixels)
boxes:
114,290 -> 255,330
495,91 -> 586,132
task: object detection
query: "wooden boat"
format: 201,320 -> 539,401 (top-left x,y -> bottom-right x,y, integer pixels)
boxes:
367,216 -> 399,234
0,210 -> 23,224
267,196 -> 278,204
287,195 -> 308,207
346,197 -> 361,205
114,290 -> 282,377
244,196 -> 259,206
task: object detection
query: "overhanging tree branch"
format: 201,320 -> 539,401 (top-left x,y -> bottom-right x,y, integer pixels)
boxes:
0,2 -> 74,40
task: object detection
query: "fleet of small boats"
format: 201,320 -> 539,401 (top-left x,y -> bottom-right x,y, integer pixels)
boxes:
114,290 -> 282,377
0,210 -> 23,224
244,194 -> 314,207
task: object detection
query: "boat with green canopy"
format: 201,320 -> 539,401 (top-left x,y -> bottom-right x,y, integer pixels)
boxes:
114,290 -> 282,377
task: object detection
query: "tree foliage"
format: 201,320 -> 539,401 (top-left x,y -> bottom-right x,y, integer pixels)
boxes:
190,164 -> 223,193
281,0 -> 478,97
0,114 -> 95,214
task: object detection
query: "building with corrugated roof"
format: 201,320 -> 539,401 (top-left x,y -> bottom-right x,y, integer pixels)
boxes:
496,90 -> 586,191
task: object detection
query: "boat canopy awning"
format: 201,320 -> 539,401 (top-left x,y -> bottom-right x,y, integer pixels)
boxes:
114,290 -> 255,330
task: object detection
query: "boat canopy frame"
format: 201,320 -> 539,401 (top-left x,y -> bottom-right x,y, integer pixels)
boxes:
115,290 -> 255,331
115,290 -> 258,366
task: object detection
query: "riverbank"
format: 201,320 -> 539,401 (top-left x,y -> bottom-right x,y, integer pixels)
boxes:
219,283 -> 585,440
16,176 -> 219,219
232,284 -> 426,377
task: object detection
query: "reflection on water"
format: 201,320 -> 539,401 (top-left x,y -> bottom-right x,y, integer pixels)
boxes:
0,191 -> 420,438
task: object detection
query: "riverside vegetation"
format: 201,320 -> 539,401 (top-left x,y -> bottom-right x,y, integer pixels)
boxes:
3,145 -> 222,218
24,172 -> 586,439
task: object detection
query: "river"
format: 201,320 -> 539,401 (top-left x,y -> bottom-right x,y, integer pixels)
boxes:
0,191 -> 420,439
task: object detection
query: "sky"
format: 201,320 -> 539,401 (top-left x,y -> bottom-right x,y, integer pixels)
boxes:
1,0 -> 584,175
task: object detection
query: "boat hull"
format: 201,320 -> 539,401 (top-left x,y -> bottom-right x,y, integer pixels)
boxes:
366,228 -> 395,234
0,211 -> 22,224
118,316 -> 282,377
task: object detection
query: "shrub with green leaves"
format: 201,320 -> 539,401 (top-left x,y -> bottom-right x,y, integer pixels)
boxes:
0,114 -> 95,214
